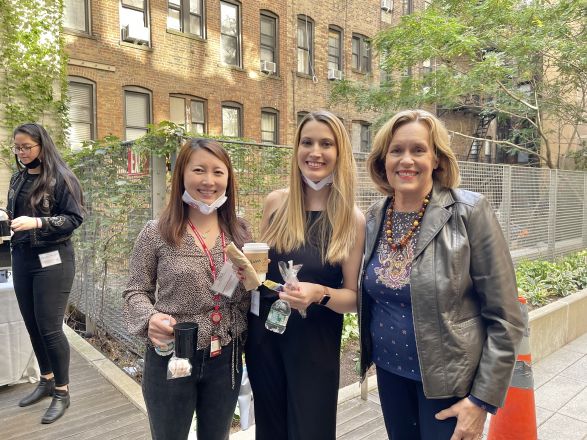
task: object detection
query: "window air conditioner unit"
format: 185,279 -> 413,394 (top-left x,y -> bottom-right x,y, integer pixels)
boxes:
121,23 -> 150,45
260,60 -> 277,74
381,0 -> 393,12
328,68 -> 343,81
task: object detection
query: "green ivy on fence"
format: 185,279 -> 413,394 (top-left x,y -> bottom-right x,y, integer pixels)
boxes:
0,0 -> 68,148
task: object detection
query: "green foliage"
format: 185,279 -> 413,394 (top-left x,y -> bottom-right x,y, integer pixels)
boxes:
63,135 -> 153,324
0,0 -> 68,147
516,250 -> 587,306
331,0 -> 587,168
341,312 -> 359,348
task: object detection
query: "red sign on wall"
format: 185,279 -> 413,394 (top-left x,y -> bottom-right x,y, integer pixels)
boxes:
127,150 -> 150,176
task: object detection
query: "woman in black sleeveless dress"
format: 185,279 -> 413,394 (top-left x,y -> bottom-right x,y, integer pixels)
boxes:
246,110 -> 365,440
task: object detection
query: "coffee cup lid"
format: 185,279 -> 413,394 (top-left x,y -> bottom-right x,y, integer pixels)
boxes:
243,242 -> 270,251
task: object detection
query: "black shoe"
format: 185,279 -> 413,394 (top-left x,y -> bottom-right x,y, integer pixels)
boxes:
18,377 -> 55,407
41,389 -> 70,424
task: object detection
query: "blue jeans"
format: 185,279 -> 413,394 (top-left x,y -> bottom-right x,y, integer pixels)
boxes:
376,366 -> 461,440
142,343 -> 242,440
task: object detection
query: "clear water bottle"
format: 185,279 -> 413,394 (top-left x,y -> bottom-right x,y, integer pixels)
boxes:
155,318 -> 175,356
265,299 -> 291,334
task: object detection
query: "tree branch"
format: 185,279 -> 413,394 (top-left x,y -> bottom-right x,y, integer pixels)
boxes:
450,131 -> 552,166
495,80 -> 538,111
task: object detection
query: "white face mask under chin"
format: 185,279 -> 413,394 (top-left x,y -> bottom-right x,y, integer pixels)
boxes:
182,190 -> 228,215
302,174 -> 333,191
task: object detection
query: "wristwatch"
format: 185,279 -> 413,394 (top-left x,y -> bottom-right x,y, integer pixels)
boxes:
319,286 -> 331,306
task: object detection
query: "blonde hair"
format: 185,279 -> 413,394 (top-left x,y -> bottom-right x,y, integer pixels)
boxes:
262,110 -> 358,264
368,109 -> 460,195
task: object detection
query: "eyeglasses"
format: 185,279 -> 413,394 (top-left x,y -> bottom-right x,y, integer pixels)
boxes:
11,144 -> 39,154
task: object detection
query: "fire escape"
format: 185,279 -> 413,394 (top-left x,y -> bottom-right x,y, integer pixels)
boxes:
466,111 -> 496,162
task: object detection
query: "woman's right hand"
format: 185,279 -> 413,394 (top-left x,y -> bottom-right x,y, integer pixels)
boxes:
148,313 -> 176,348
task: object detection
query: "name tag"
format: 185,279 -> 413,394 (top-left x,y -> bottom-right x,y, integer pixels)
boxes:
211,263 -> 239,298
38,250 -> 61,268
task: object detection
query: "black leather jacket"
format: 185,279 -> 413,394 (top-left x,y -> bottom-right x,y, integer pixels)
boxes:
7,170 -> 84,248
359,183 -> 524,408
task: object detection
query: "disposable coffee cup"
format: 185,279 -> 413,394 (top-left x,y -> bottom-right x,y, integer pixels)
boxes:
242,243 -> 270,282
173,322 -> 198,359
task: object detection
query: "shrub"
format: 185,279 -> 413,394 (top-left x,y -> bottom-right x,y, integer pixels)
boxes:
516,250 -> 587,306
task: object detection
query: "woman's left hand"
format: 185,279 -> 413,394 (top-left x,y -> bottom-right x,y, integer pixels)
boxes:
435,397 -> 487,440
279,282 -> 321,312
10,216 -> 38,232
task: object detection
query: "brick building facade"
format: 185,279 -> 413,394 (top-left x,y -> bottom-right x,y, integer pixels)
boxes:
63,0 -> 430,152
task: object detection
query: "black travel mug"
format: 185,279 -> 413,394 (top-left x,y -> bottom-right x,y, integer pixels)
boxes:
173,322 -> 198,358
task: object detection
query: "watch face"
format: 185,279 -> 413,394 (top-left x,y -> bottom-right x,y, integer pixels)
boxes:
320,294 -> 331,306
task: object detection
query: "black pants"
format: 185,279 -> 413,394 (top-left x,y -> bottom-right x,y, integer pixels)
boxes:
12,241 -> 75,387
142,344 -> 242,440
246,302 -> 343,440
377,366 -> 461,440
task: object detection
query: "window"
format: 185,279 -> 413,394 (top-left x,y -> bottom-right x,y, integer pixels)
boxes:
297,16 -> 313,75
261,109 -> 278,144
328,27 -> 342,71
64,0 -> 90,33
403,0 -> 413,15
170,96 -> 206,134
222,102 -> 242,137
352,121 -> 371,153
124,87 -> 151,140
120,0 -> 150,45
260,11 -> 278,70
125,87 -> 151,175
422,59 -> 432,75
220,1 -> 241,66
297,111 -> 309,127
352,34 -> 371,73
167,0 -> 204,37
67,78 -> 95,148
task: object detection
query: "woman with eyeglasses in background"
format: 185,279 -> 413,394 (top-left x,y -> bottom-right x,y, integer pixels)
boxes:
7,123 -> 84,424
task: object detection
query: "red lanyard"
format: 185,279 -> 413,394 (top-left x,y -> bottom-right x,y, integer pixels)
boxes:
187,219 -> 226,325
187,219 -> 227,278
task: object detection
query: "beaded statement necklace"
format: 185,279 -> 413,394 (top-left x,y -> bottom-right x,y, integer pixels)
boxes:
385,192 -> 431,252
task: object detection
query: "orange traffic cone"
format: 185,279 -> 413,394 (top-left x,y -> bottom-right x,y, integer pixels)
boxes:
487,296 -> 537,440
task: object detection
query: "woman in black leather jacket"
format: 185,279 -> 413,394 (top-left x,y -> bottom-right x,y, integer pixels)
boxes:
359,110 -> 523,440
7,123 -> 84,424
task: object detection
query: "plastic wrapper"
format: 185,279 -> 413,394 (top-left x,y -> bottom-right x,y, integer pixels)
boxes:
278,260 -> 305,317
166,356 -> 192,379
225,242 -> 261,290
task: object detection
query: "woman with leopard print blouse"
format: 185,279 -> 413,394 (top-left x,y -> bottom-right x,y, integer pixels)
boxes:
123,138 -> 250,440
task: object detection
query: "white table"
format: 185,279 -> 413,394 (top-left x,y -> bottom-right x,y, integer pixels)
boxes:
0,276 -> 40,386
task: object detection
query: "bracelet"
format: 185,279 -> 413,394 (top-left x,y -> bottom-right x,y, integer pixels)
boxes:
36,218 -> 41,229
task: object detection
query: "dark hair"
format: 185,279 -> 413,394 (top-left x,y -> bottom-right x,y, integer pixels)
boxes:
12,123 -> 85,215
158,138 -> 248,247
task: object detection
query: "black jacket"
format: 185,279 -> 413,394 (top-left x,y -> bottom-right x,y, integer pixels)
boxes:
359,183 -> 524,408
7,170 -> 84,247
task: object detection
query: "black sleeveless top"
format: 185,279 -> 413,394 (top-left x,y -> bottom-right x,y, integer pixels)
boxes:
260,211 -> 343,301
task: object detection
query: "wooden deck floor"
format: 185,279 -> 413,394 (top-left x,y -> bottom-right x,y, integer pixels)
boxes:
1,346 -> 387,440
336,391 -> 388,440
0,350 -> 150,440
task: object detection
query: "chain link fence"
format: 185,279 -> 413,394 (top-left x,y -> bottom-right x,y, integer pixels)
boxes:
68,140 -> 587,353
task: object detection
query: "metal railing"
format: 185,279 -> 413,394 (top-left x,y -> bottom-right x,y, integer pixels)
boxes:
68,140 -> 587,355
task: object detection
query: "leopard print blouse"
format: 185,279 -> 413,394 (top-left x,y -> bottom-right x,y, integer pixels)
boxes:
123,220 -> 250,350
